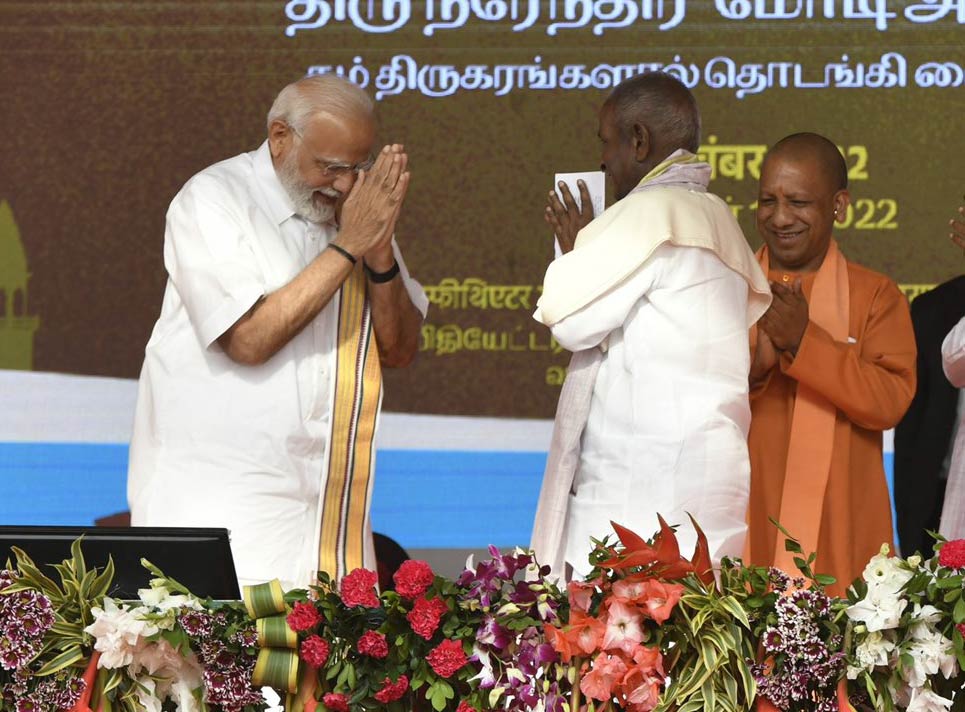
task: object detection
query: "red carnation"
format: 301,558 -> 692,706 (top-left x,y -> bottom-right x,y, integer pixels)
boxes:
357,630 -> 389,658
939,540 -> 965,569
341,568 -> 380,608
426,639 -> 468,678
287,601 -> 322,632
323,692 -> 350,712
393,560 -> 435,599
374,675 -> 409,703
300,635 -> 331,668
958,623 -> 965,638
457,701 -> 476,712
407,596 -> 448,640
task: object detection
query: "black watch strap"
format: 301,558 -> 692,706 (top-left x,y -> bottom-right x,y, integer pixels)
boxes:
364,259 -> 400,283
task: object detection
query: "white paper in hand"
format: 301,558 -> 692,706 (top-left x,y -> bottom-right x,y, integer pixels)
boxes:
553,171 -> 605,258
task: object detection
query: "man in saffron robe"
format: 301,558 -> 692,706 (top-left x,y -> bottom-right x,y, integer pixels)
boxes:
745,132 -> 916,595
530,72 -> 771,579
128,75 -> 427,590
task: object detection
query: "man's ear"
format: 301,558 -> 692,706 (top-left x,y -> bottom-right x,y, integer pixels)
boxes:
832,189 -> 851,224
632,122 -> 651,163
268,119 -> 294,159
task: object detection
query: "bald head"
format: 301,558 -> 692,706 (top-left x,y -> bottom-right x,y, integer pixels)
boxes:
605,72 -> 701,156
765,132 -> 848,192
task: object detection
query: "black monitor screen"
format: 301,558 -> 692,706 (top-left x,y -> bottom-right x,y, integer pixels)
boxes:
0,526 -> 240,600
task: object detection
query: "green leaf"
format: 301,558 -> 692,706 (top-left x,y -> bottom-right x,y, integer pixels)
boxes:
35,645 -> 84,676
10,548 -> 61,598
814,574 -> 837,587
955,596 -> 965,624
103,668 -> 126,694
721,671 -> 738,702
702,676 -> 716,711
717,596 -> 751,629
937,576 -> 963,589
90,556 -> 116,601
737,658 -> 756,701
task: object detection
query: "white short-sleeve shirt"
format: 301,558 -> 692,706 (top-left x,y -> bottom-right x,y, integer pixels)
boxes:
127,141 -> 428,590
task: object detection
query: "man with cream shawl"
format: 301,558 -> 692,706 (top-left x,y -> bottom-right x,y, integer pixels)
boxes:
746,133 -> 915,596
531,73 -> 771,579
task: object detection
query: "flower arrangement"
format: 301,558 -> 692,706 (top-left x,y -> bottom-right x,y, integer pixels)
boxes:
1,540 -> 109,711
543,516 -> 761,712
6,524 -> 965,711
843,540 -> 965,711
280,547 -> 566,712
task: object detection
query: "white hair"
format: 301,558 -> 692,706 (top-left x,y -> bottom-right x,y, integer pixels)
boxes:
266,74 -> 375,134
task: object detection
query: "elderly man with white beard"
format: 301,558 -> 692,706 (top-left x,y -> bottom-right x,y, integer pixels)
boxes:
128,75 -> 427,590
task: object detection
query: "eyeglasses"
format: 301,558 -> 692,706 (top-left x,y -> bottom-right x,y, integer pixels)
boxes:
289,123 -> 374,178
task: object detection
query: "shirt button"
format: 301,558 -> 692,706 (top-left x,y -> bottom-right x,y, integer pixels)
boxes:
782,274 -> 791,283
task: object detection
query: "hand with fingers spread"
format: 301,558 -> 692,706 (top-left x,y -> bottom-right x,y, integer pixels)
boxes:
759,279 -> 810,355
336,144 -> 410,267
950,203 -> 965,253
544,180 -> 594,254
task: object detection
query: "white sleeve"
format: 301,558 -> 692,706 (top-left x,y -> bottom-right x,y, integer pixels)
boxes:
942,316 -> 965,388
392,238 -> 429,319
549,254 -> 660,352
163,177 -> 266,348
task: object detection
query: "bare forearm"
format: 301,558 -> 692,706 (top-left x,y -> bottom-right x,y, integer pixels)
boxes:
219,247 -> 353,365
369,276 -> 422,367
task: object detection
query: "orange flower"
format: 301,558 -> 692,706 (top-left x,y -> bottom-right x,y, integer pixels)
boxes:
622,665 -> 662,712
543,623 -> 573,663
565,610 -> 607,656
580,652 -> 628,701
602,601 -> 645,655
638,580 -> 684,624
611,576 -> 649,604
567,580 -> 596,613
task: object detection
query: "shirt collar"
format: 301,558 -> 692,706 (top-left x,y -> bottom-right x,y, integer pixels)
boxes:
252,140 -> 299,226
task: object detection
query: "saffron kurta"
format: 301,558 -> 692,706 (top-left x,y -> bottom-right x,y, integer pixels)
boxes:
746,257 -> 916,596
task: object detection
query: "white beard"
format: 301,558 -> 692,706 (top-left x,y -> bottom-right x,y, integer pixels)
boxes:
277,151 -> 341,225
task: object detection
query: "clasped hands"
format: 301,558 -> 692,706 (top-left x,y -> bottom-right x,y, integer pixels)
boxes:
335,144 -> 410,271
752,279 -> 810,380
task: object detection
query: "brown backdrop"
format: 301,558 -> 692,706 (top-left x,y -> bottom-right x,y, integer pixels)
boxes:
1,1 -> 963,418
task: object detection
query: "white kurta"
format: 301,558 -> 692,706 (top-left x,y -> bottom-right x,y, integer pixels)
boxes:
939,317 -> 965,539
551,244 -> 751,577
128,141 -> 428,591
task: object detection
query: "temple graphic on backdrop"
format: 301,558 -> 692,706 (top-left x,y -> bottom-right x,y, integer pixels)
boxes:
0,200 -> 39,370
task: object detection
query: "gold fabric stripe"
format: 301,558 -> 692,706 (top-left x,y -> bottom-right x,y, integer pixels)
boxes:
318,264 -> 383,579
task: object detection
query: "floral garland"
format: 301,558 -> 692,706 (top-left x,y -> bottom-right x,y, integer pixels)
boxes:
2,522 -> 965,712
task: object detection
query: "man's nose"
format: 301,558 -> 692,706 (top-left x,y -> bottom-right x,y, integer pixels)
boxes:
333,171 -> 356,194
771,201 -> 795,227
